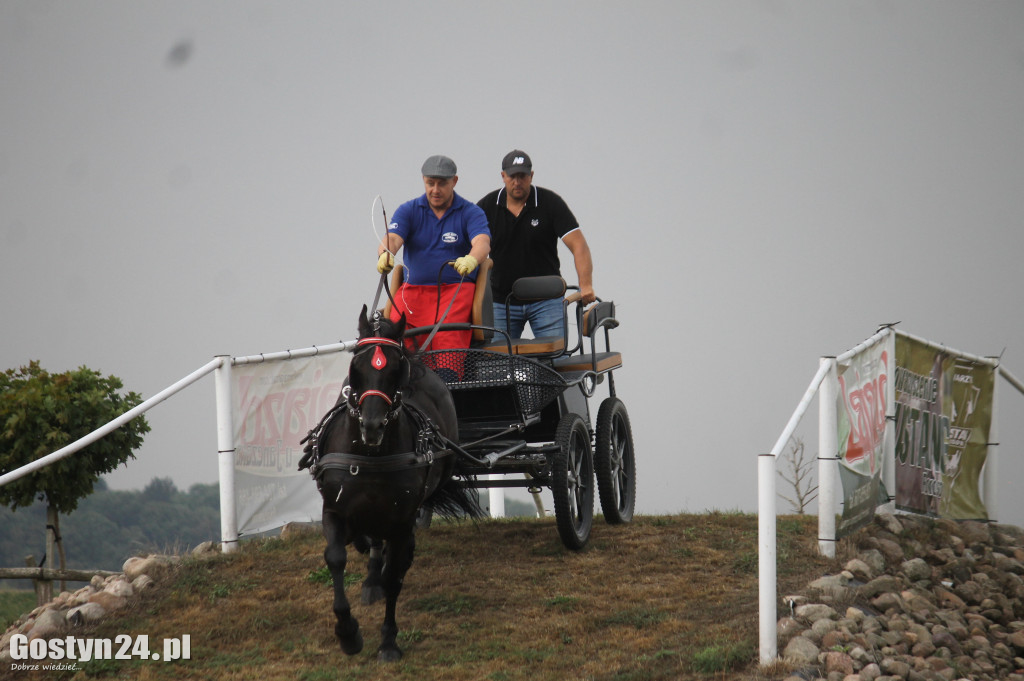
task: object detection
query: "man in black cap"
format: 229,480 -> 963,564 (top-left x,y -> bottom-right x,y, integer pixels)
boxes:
377,155 -> 491,350
477,150 -> 594,339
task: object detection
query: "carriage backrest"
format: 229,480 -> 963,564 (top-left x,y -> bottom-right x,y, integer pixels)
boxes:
381,258 -> 494,344
509,275 -> 566,303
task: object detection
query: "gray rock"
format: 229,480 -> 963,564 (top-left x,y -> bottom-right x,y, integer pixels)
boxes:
66,602 -> 106,625
860,549 -> 887,576
879,657 -> 911,677
876,513 -> 905,536
123,554 -> 177,582
783,635 -> 820,665
28,608 -> 64,638
860,575 -> 904,599
796,603 -> 838,623
846,557 -> 876,582
901,558 -> 933,583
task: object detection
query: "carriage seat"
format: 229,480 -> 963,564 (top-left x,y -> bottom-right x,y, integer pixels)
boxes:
552,300 -> 622,374
479,276 -> 580,358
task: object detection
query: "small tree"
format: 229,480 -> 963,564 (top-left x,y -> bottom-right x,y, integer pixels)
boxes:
777,437 -> 818,514
0,361 -> 149,588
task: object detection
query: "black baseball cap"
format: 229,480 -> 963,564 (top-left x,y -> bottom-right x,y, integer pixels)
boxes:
501,150 -> 532,175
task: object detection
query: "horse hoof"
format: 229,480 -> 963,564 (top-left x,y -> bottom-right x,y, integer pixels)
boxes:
377,646 -> 403,662
362,585 -> 385,605
339,630 -> 363,656
336,619 -> 363,656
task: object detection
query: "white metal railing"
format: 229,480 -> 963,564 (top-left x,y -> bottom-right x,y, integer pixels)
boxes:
0,342 -> 359,556
1,335 -> 523,559
0,358 -> 225,488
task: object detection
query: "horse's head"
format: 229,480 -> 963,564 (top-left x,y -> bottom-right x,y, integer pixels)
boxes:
347,304 -> 409,447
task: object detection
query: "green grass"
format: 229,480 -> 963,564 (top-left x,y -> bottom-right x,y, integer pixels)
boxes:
597,606 -> 669,630
306,565 -> 362,588
690,642 -> 756,673
0,590 -> 37,629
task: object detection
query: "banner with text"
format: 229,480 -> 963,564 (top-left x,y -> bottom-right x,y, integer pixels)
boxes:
835,333 -> 894,537
232,353 -> 349,534
894,335 -> 994,520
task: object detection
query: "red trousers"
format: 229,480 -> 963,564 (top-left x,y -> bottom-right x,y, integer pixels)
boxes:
389,282 -> 476,352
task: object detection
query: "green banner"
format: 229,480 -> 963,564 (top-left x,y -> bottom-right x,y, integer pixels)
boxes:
893,335 -> 994,520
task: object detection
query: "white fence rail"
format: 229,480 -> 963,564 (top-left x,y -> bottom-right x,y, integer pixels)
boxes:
0,358 -> 225,488
0,342 -> 358,556
0,338 -> 515,556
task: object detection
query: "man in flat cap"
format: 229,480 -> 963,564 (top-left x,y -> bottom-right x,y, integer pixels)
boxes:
377,155 -> 491,350
478,150 -> 594,340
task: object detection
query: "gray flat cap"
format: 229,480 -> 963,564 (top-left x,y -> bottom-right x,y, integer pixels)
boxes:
421,155 -> 457,178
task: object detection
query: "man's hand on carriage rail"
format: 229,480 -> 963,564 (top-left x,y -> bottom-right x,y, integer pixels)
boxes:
580,285 -> 596,306
453,254 -> 478,276
377,251 -> 395,274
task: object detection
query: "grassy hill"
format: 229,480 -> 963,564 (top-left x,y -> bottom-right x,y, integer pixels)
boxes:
11,513 -> 835,681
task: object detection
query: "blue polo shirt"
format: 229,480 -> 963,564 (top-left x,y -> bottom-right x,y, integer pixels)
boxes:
388,192 -> 490,285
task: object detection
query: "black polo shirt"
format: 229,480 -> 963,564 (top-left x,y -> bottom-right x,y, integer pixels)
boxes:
477,185 -> 579,301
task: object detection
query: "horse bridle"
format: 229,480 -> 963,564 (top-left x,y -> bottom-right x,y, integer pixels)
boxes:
346,336 -> 407,427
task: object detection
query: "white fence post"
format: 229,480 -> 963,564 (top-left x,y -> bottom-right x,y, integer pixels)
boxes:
214,356 -> 239,553
817,357 -> 838,558
759,359 -> 832,664
489,481 -> 505,518
757,451 -> 778,663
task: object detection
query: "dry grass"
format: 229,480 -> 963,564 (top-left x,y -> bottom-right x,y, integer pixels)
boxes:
24,513 -> 838,681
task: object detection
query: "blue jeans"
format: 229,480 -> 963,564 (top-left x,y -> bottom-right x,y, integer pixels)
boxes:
493,298 -> 564,339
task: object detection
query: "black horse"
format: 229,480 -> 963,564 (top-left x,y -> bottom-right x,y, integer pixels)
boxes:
300,305 -> 481,661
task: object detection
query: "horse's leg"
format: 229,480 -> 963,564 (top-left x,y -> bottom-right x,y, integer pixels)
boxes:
322,511 -> 362,655
377,531 -> 416,662
362,539 -> 385,605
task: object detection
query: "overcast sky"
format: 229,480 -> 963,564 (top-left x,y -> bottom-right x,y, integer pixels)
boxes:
3,2 -> 1023,525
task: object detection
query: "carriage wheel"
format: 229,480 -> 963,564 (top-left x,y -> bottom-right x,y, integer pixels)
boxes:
594,398 -> 636,524
551,413 -> 594,550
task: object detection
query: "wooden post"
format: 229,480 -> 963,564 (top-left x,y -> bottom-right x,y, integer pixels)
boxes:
25,555 -> 45,607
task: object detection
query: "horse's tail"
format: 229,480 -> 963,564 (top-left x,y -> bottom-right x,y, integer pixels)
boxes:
425,474 -> 486,521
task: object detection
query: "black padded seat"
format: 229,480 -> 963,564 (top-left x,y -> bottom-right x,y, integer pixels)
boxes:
480,276 -> 579,357
553,351 -> 622,374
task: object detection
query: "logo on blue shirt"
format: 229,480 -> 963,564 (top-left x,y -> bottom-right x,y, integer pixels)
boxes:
442,232 -> 459,243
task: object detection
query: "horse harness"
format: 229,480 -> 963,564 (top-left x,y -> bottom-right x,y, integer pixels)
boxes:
298,335 -> 454,482
346,336 -> 407,428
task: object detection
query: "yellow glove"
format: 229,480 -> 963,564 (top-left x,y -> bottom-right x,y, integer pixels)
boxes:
377,252 -> 394,274
453,255 -> 479,276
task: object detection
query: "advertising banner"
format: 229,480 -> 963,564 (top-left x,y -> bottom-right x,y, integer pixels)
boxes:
232,352 -> 349,534
835,333 -> 893,537
893,335 -> 994,519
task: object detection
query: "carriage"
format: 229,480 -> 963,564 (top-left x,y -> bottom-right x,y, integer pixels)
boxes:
301,259 -> 636,660
397,258 -> 637,550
